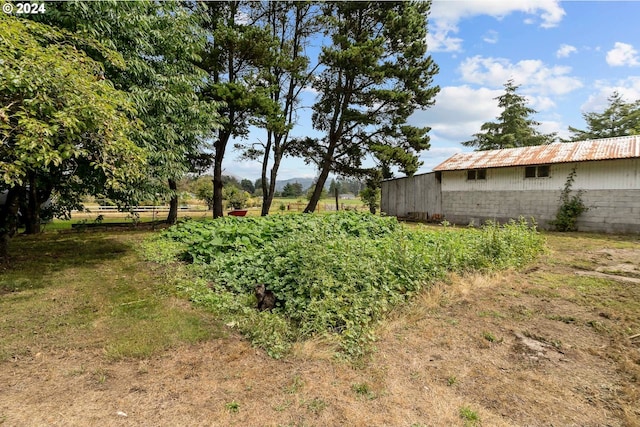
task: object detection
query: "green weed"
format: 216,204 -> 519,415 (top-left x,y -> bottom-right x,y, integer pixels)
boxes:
225,401 -> 240,413
284,375 -> 304,394
273,399 -> 293,412
459,406 -> 480,426
483,331 -> 497,342
306,398 -> 327,414
351,382 -> 376,399
144,213 -> 544,361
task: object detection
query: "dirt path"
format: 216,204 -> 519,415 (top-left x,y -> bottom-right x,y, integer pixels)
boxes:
1,233 -> 639,426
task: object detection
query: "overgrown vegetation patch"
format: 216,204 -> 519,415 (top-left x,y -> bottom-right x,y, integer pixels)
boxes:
144,212 -> 544,360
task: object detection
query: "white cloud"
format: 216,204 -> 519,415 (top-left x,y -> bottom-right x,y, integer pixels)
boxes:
409,85 -> 502,141
427,22 -> 463,53
458,56 -> 583,96
556,44 -> 577,58
581,77 -> 640,112
417,145 -> 465,174
428,0 -> 565,52
483,30 -> 499,44
537,120 -> 569,140
527,96 -> 556,111
606,42 -> 640,67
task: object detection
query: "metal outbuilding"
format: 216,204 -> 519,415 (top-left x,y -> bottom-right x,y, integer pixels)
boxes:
381,136 -> 640,233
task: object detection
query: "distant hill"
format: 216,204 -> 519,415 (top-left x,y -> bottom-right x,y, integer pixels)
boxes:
274,176 -> 364,194
275,177 -> 325,192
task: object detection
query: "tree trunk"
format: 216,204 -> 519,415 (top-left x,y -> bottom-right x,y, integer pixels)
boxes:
262,147 -> 283,216
23,172 -> 41,234
304,159 -> 332,213
260,133 -> 273,216
212,137 -> 226,219
167,179 -> 179,224
0,187 -> 21,261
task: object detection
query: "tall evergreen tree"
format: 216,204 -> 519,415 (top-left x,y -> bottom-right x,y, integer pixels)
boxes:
237,2 -> 319,216
463,79 -> 556,151
295,1 -> 439,213
200,1 -> 276,218
567,91 -> 640,141
281,182 -> 303,198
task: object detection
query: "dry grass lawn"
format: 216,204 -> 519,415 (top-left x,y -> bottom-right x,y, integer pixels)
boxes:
0,229 -> 639,426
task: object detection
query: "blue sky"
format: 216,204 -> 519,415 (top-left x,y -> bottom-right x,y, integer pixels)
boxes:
225,1 -> 640,182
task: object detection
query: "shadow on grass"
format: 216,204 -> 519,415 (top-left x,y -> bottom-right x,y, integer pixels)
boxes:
1,229 -> 226,361
1,232 -> 139,293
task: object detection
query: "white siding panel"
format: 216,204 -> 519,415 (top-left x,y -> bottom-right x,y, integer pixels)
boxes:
442,159 -> 640,192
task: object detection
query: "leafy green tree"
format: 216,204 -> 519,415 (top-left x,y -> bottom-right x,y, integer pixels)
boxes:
223,186 -> 249,209
281,182 -> 303,198
463,79 -> 556,150
567,91 -> 640,141
240,179 -> 255,195
193,176 -> 214,209
222,175 -> 241,188
294,2 -> 439,213
0,16 -> 146,258
29,1 -> 221,224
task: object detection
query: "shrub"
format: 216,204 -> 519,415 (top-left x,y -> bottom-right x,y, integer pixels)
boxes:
551,168 -> 588,232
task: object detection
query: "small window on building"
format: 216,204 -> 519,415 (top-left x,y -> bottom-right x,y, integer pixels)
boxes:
525,165 -> 550,178
467,170 -> 476,180
525,166 -> 536,178
467,169 -> 487,180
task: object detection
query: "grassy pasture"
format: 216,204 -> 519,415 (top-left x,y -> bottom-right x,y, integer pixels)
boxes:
0,232 -> 225,362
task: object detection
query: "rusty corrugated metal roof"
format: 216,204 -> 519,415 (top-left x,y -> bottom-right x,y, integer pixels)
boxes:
433,136 -> 640,171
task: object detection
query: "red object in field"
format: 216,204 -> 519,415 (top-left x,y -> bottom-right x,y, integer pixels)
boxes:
228,209 -> 248,217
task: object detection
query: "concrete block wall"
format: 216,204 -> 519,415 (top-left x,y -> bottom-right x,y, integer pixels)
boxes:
441,190 -> 558,228
441,189 -> 640,233
578,190 -> 640,233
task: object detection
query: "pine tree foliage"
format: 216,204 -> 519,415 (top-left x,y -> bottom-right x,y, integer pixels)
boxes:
463,79 -> 556,151
200,1 -> 278,218
567,91 -> 640,141
293,1 -> 440,213
238,2 -> 319,215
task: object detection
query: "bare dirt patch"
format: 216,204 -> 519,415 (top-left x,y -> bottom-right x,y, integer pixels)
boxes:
1,232 -> 639,426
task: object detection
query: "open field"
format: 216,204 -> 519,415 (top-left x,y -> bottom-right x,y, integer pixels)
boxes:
1,226 -> 639,426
